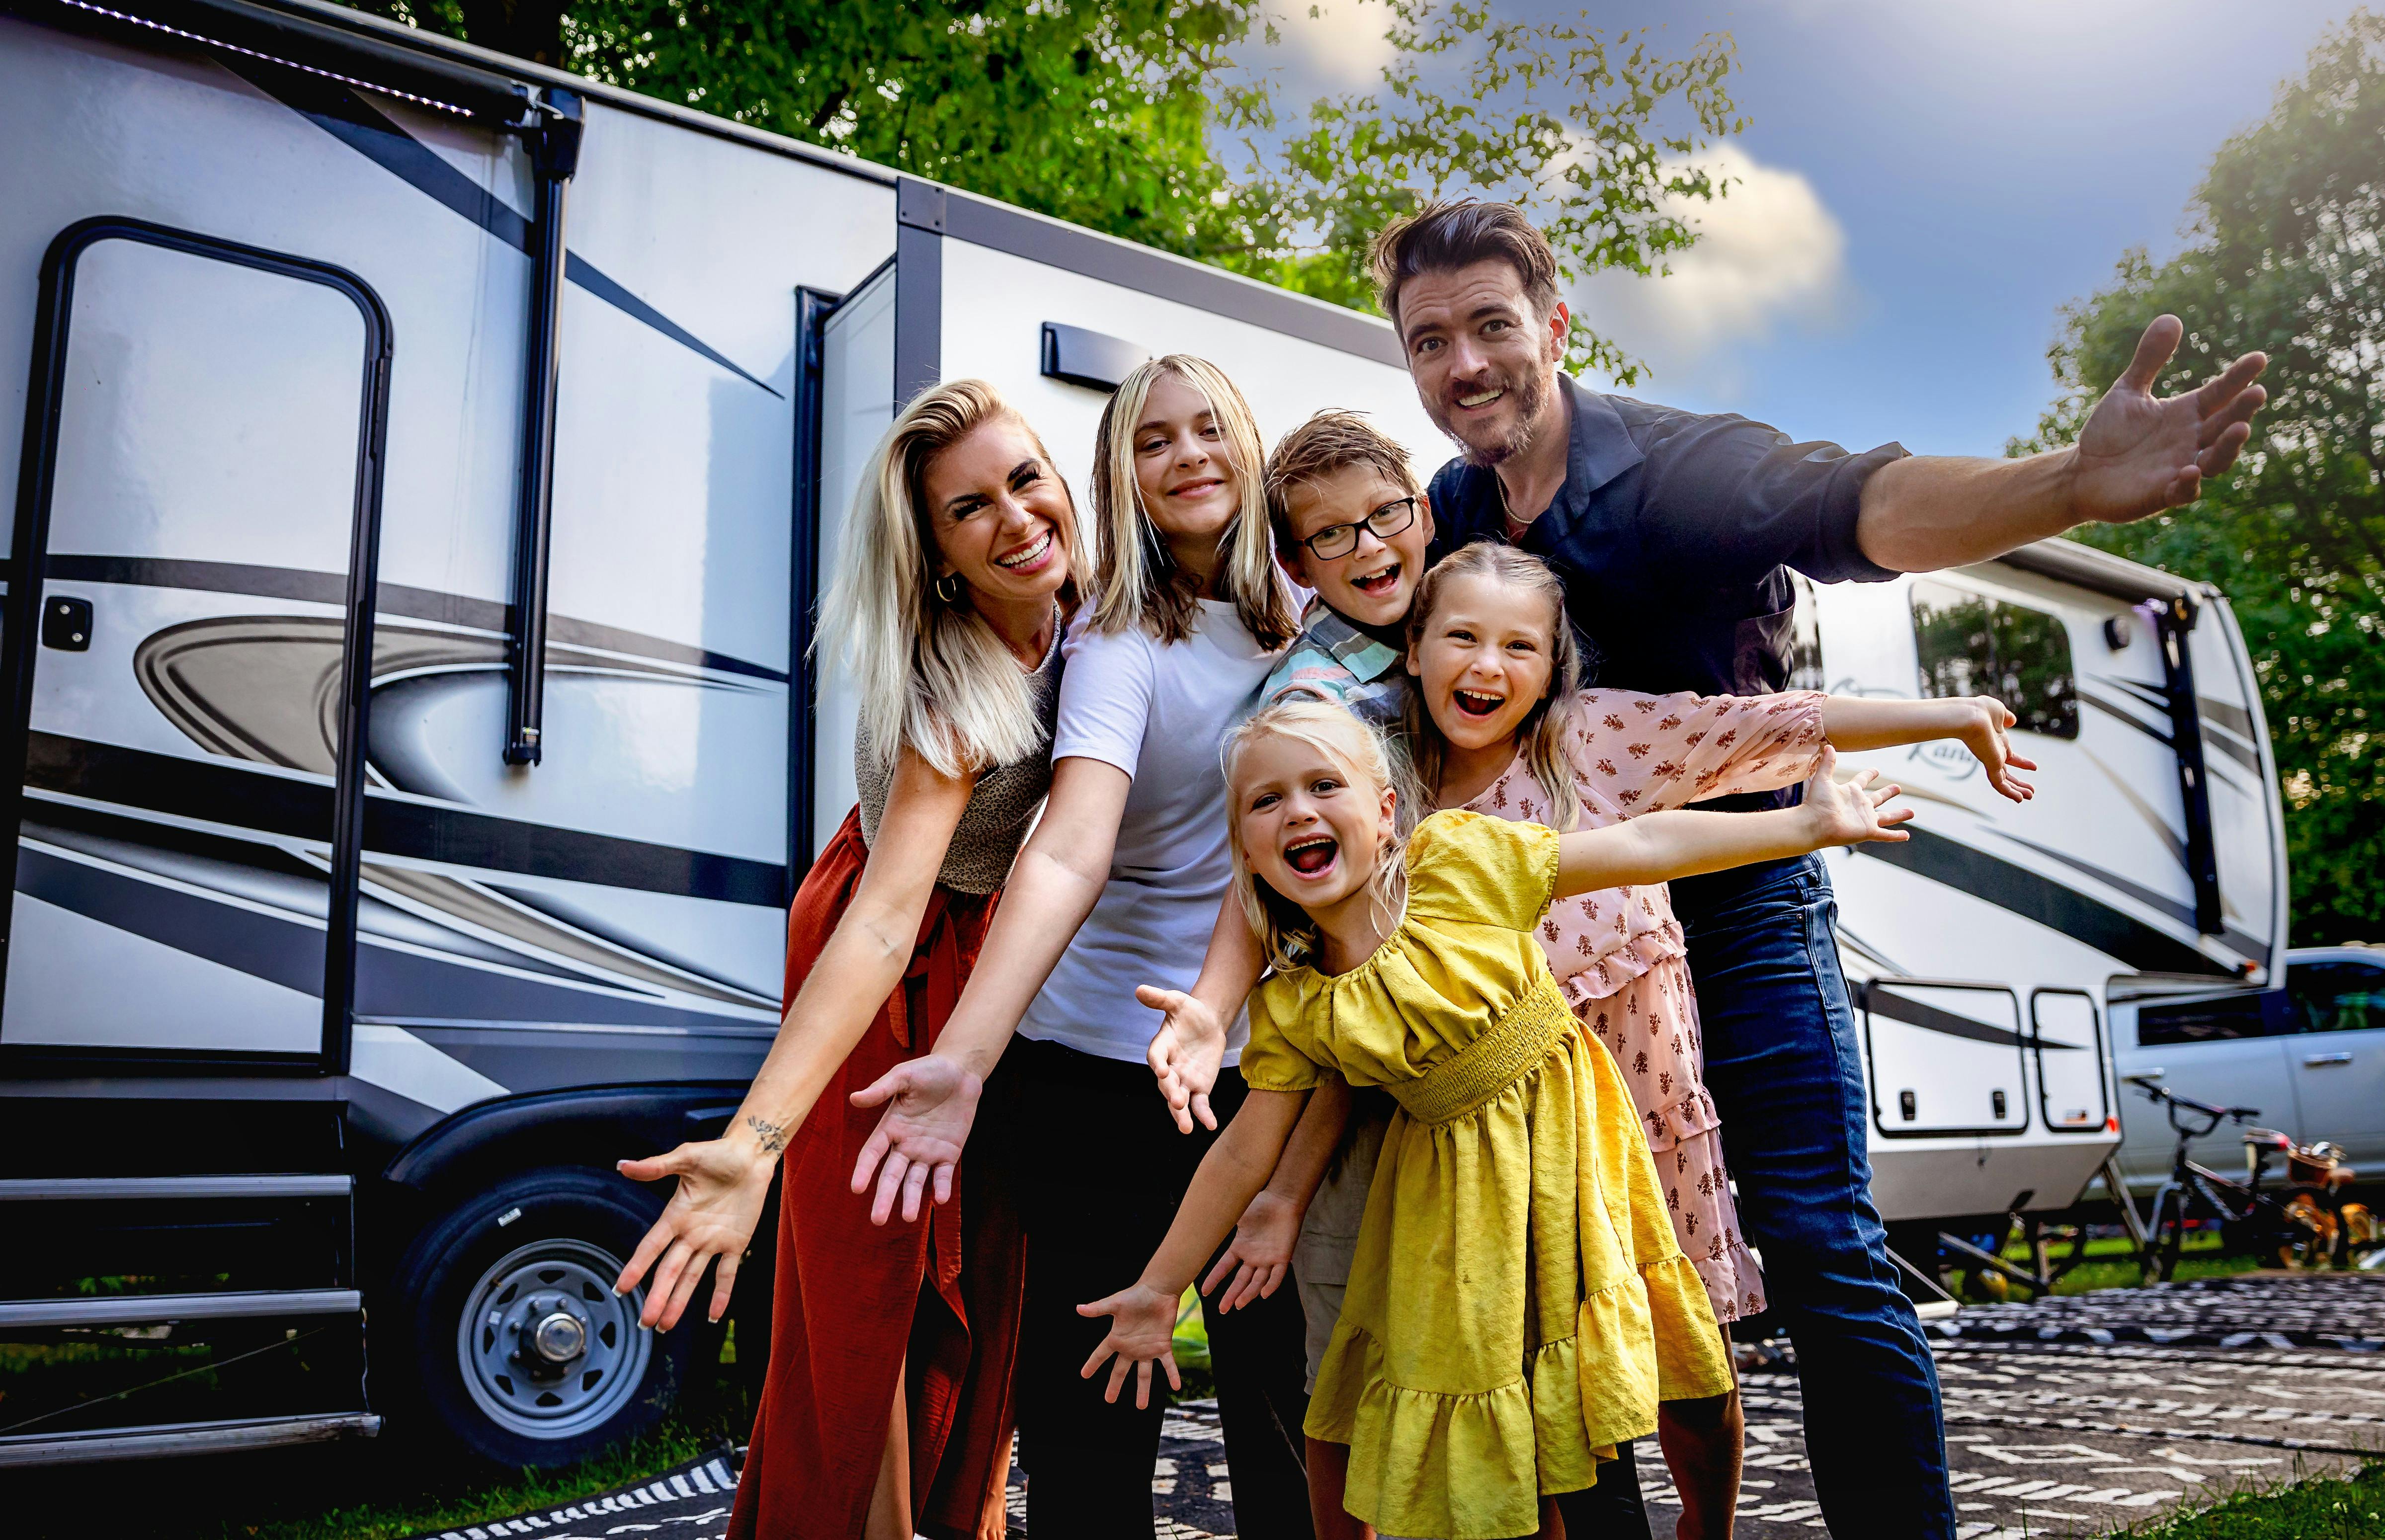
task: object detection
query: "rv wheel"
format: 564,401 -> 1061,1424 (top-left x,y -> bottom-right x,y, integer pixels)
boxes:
387,1167 -> 693,1467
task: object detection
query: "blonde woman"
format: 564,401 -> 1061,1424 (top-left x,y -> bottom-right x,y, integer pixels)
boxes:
611,379 -> 1082,1540
842,356 -> 1316,1535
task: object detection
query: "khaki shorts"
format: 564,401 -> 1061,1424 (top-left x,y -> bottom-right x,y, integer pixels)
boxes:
1292,1103 -> 1390,1394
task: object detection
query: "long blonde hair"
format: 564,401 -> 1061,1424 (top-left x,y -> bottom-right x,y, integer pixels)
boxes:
1403,542 -> 1583,832
817,378 -> 1084,779
1088,355 -> 1298,649
1223,699 -> 1409,971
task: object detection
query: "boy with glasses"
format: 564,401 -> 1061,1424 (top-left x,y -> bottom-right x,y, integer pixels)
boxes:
1261,409 -> 1436,727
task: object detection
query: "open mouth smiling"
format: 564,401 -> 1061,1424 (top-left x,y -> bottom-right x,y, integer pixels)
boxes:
1282,833 -> 1340,878
1454,386 -> 1506,411
1454,687 -> 1506,719
1350,561 -> 1401,596
994,529 -> 1054,570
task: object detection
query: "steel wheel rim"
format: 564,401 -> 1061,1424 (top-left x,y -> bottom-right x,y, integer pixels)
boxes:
456,1237 -> 653,1441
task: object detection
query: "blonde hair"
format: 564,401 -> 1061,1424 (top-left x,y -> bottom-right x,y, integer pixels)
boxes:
1403,542 -> 1583,833
1088,356 -> 1299,649
1222,699 -> 1409,971
817,378 -> 1084,779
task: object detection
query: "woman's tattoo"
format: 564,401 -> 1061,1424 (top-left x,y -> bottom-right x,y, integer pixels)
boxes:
745,1114 -> 789,1153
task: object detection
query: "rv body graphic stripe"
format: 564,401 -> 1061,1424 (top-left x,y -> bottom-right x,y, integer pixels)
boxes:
16,845 -> 758,1028
24,733 -> 789,907
1862,985 -> 2069,1050
26,556 -> 788,683
214,52 -> 783,399
1849,825 -> 2230,977
1990,830 -> 2273,969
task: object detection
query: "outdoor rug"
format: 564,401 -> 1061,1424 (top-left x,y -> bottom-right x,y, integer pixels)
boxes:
404,1279 -> 2385,1539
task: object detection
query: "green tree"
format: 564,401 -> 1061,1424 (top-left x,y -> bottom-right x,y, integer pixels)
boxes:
2014,11 -> 2385,944
346,0 -> 1742,383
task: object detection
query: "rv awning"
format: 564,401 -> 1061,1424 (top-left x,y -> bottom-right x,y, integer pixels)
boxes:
14,0 -> 538,122
1993,538 -> 2205,607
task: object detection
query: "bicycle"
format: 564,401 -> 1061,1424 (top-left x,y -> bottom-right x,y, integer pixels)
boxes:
2123,1073 -> 2367,1280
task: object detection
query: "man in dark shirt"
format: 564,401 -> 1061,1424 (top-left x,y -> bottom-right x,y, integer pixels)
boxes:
1379,199 -> 2267,1540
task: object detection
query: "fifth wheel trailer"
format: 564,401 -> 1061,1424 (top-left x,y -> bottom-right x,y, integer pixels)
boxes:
0,0 -> 2287,1468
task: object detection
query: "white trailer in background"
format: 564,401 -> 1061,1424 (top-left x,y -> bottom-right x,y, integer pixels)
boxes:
0,0 -> 2288,1467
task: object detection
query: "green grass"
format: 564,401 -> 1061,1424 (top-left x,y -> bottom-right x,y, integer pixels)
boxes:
1941,1229 -> 2262,1301
209,1413 -> 747,1540
2106,1459 -> 2385,1538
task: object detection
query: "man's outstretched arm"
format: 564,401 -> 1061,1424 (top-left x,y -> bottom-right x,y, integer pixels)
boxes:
1855,316 -> 2268,573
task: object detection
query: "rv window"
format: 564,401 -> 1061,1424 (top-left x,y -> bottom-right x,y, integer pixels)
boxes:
2136,991 -> 2286,1046
2288,961 -> 2385,1036
1909,581 -> 2079,739
1788,575 -> 1825,692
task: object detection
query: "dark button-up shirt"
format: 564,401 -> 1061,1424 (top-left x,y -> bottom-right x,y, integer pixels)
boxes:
1426,373 -> 1905,838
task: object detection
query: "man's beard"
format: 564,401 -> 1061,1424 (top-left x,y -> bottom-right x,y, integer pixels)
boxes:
1439,365 -> 1551,469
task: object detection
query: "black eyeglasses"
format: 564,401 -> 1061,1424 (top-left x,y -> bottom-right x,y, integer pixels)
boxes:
1298,496 -> 1418,561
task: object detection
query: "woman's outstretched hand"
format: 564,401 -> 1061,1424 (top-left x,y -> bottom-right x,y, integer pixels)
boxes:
1201,1190 -> 1299,1312
1141,983 -> 1227,1134
1076,1281 -> 1183,1410
613,1135 -> 776,1331
1955,696 -> 2038,803
1801,747 -> 1914,849
848,1054 -> 982,1225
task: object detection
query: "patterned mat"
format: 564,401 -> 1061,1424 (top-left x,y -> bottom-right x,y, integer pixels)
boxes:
402,1279 -> 2385,1540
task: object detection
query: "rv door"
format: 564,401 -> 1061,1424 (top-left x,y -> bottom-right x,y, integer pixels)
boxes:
0,222 -> 388,1066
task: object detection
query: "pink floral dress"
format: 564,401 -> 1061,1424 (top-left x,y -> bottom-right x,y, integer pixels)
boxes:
1459,687 -> 1827,1322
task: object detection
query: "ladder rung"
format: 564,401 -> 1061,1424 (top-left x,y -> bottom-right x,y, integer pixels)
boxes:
0,1175 -> 352,1201
0,1289 -> 361,1329
0,1413 -> 380,1466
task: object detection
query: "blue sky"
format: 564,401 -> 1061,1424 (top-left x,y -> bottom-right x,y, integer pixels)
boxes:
1246,0 -> 2350,457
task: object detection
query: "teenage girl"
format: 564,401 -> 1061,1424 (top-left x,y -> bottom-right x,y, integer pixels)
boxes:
609,380 -> 1079,1540
1394,541 -> 2036,1537
1082,697 -> 1925,1540
837,355 -> 1315,1535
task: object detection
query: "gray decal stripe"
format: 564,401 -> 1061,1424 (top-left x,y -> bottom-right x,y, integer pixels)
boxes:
2199,695 -> 2256,738
2079,688 -> 2171,747
1850,825 -> 2229,977
1992,829 -> 2273,969
214,52 -> 783,398
15,846 -> 759,1028
25,732 -> 790,907
1862,986 -> 2063,1050
34,555 -> 788,682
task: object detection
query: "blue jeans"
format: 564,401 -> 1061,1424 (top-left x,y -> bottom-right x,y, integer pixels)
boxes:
1671,853 -> 1954,1540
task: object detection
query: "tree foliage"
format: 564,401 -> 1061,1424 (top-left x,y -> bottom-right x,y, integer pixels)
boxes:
2014,11 -> 2385,944
346,0 -> 1742,382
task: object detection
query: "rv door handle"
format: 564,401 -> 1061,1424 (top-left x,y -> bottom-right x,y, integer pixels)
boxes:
2303,1052 -> 2354,1067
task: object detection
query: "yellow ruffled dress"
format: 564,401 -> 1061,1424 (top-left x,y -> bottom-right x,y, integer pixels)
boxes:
1242,810 -> 1734,1540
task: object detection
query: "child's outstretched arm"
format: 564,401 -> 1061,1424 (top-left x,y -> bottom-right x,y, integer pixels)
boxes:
1143,892 -> 1267,1134
1077,1087 -> 1310,1409
1557,747 -> 1911,898
1821,694 -> 2037,802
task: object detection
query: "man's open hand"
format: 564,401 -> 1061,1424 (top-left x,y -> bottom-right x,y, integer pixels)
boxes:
2072,315 -> 2266,524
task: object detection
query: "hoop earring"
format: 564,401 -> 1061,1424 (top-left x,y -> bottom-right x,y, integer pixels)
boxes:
934,572 -> 963,605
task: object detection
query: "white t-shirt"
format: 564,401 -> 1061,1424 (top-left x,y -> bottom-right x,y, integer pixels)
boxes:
1020,598 -> 1285,1064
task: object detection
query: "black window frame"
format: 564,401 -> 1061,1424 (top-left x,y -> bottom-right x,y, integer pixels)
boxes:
1909,578 -> 2080,740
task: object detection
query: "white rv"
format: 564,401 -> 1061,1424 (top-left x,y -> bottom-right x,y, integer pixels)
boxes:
0,0 -> 2288,1468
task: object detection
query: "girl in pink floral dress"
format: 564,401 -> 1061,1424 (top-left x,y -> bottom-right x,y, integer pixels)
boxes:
1400,542 -> 2034,1538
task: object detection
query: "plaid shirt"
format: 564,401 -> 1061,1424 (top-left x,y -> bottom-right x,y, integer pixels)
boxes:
1260,599 -> 1409,728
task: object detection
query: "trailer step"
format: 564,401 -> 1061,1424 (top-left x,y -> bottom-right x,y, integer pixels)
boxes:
0,1175 -> 352,1201
0,1413 -> 380,1466
0,1289 -> 361,1329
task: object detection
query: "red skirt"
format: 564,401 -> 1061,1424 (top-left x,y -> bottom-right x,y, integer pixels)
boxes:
727,808 -> 1024,1540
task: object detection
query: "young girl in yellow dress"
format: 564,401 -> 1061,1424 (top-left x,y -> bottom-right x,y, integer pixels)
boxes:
1076,697 -> 1923,1540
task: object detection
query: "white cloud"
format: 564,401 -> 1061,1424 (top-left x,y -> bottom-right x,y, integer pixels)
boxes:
1253,0 -> 1398,90
1569,149 -> 1852,400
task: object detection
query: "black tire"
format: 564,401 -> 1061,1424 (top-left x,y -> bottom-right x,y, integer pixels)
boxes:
382,1166 -> 695,1468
